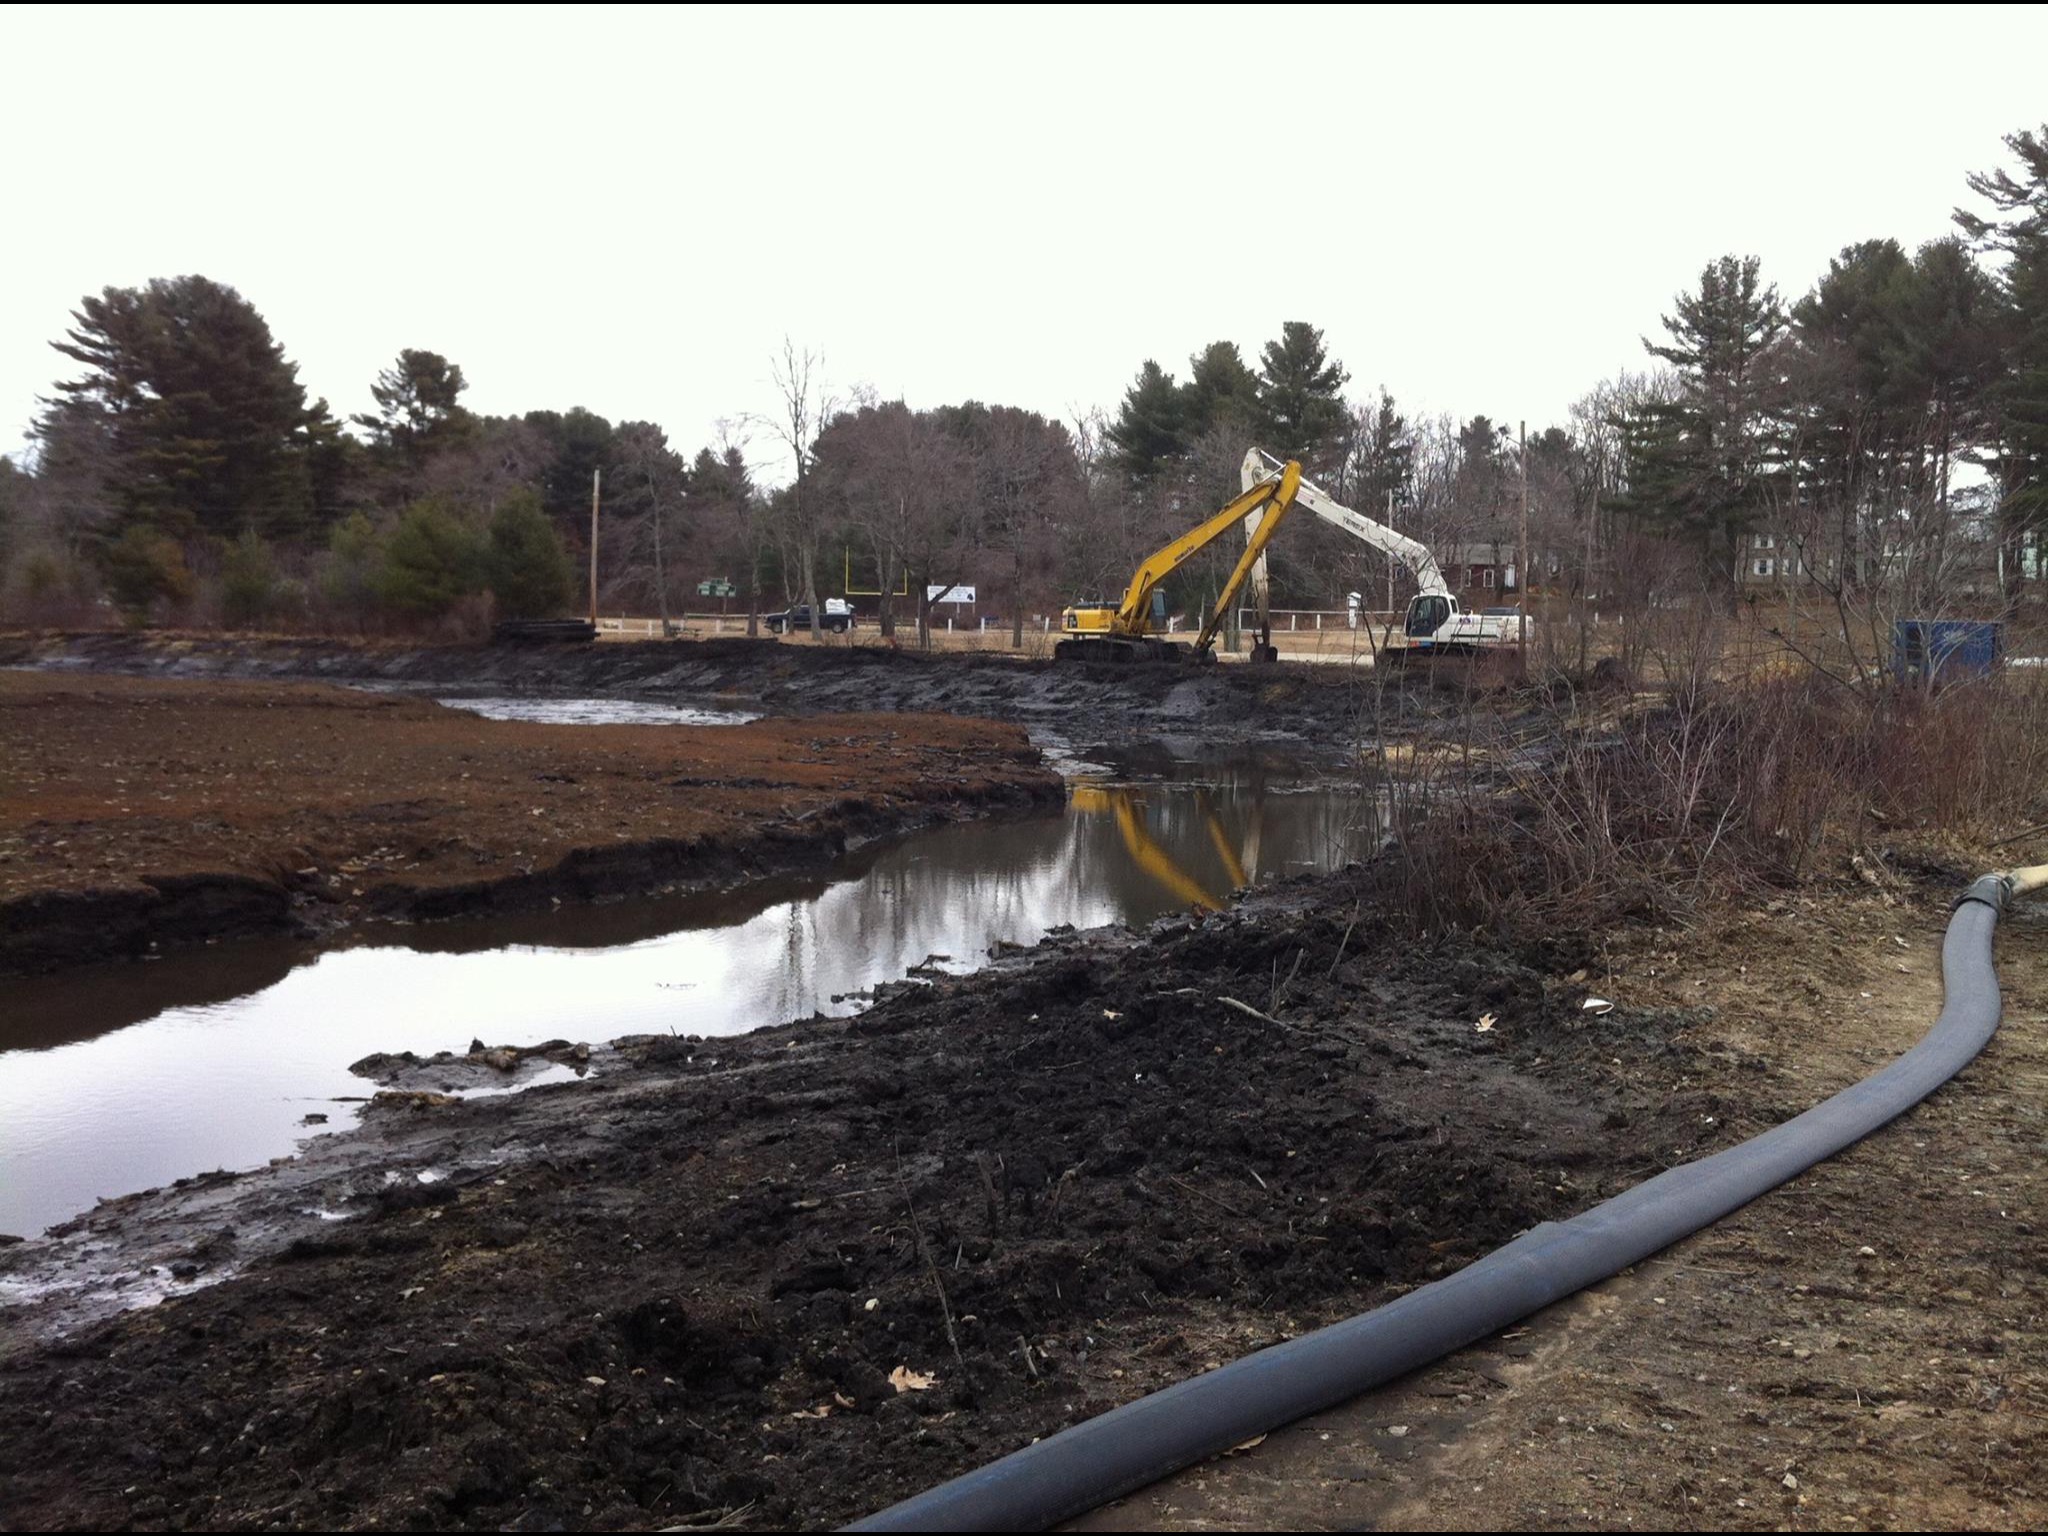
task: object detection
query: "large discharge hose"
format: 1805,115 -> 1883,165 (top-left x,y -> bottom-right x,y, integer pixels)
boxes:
849,867 -> 2046,1531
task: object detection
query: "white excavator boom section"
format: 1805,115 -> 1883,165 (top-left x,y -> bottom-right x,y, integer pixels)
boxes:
1240,449 -> 1449,597
1239,448 -> 1531,650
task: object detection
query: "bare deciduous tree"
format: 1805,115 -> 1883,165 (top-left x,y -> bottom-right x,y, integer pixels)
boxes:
608,422 -> 690,631
756,339 -> 838,640
814,401 -> 976,649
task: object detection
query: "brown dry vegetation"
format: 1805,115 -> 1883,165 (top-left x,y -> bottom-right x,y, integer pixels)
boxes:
1363,666 -> 2048,939
0,671 -> 1054,972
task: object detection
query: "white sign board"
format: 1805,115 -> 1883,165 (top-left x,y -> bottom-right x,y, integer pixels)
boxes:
926,585 -> 977,605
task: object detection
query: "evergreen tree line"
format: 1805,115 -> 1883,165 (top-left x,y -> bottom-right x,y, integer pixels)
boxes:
2,124 -> 2044,634
1089,126 -> 2048,623
1,301 -> 766,632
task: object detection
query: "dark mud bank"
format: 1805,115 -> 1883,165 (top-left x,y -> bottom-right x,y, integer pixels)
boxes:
0,629 -> 1392,744
0,866 -> 1737,1531
0,777 -> 1060,978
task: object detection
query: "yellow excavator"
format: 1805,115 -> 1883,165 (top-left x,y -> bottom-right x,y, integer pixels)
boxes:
1056,460 -> 1303,663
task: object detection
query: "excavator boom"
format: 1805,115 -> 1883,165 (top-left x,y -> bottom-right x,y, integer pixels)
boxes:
1109,461 -> 1302,635
1241,449 -> 1447,597
1238,448 -> 1532,659
1057,460 -> 1303,663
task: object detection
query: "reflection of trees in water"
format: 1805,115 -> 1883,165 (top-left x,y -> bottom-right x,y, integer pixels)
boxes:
769,897 -> 817,1023
796,815 -> 1110,1011
695,783 -> 1378,1023
1,937 -> 312,1053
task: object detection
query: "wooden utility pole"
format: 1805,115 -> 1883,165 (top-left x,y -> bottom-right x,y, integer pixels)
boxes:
1518,420 -> 1530,652
645,467 -> 669,636
1386,488 -> 1396,614
588,469 -> 602,627
1581,449 -> 1600,678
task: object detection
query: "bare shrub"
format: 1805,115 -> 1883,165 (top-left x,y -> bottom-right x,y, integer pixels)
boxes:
1366,666 -> 2048,939
0,541 -> 104,626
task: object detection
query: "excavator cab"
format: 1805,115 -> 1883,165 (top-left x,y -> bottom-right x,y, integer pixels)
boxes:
1062,590 -> 1167,638
1061,601 -> 1116,635
1405,593 -> 1451,641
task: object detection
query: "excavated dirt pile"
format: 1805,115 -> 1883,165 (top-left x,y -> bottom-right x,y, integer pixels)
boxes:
0,875 -> 1734,1531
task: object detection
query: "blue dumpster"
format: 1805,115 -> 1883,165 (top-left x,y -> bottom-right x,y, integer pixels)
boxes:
1892,619 -> 2004,684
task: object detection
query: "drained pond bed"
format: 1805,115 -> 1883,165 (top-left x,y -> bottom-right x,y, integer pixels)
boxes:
0,866 -> 1730,1532
1,755 -> 1376,1239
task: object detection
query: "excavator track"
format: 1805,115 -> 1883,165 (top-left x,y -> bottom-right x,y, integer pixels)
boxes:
1052,636 -> 1193,664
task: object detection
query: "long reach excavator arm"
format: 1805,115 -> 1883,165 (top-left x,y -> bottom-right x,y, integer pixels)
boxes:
1241,448 -> 1448,597
1056,460 -> 1303,663
1239,448 -> 1533,657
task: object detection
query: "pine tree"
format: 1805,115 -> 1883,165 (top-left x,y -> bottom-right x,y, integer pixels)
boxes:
1956,125 -> 2048,568
376,500 -> 484,617
102,525 -> 192,621
49,276 -> 321,543
1790,237 -> 2004,595
1631,255 -> 1789,595
1254,321 -> 1350,470
1453,416 -> 1512,513
304,406 -> 359,530
524,407 -> 616,531
1789,240 -> 1916,576
1180,341 -> 1260,440
0,456 -> 25,590
1104,361 -> 1186,485
220,528 -> 281,629
1894,238 -> 2005,475
352,350 -> 475,477
321,511 -> 381,622
688,444 -> 753,511
1348,390 -> 1415,512
486,489 -> 574,619
686,443 -> 763,629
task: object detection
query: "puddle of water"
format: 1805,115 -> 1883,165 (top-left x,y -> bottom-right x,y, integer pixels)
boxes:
430,695 -> 760,727
340,680 -> 759,727
0,772 -> 1378,1238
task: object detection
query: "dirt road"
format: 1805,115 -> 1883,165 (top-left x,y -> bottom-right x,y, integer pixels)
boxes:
1076,884 -> 2048,1532
0,670 -> 1055,974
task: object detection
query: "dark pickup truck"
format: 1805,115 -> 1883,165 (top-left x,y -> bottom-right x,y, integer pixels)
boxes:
763,603 -> 855,634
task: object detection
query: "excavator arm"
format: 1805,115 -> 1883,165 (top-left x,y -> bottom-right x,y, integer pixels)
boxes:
1237,448 -> 1532,659
1071,783 -> 1243,912
1055,462 -> 1302,663
1240,449 -> 1448,597
1107,460 -> 1303,638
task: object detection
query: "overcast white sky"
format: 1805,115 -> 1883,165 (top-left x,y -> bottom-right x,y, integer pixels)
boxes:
5,4 -> 2045,480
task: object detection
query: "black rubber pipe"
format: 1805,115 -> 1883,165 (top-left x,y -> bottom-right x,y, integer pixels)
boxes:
848,874 -> 2014,1531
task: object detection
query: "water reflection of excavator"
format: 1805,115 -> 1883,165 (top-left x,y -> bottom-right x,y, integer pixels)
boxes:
1070,783 -> 1252,912
1056,461 -> 1303,664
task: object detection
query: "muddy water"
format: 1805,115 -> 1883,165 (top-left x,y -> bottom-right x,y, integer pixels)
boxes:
0,768 -> 1376,1238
